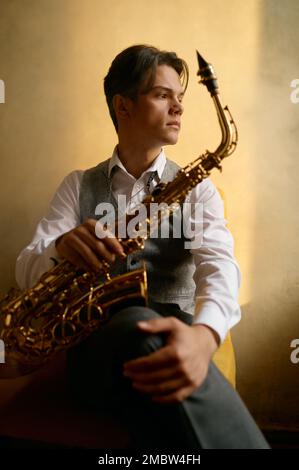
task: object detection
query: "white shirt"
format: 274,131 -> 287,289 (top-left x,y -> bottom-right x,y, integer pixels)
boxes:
15,147 -> 241,343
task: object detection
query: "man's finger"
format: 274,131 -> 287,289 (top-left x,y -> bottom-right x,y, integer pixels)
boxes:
93,220 -> 125,256
137,316 -> 181,334
74,227 -> 114,263
61,245 -> 91,271
68,234 -> 103,271
123,344 -> 175,373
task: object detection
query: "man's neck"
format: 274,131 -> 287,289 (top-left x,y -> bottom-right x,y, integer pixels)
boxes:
116,143 -> 162,179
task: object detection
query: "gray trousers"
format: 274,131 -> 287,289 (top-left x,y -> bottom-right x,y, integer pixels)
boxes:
67,303 -> 270,449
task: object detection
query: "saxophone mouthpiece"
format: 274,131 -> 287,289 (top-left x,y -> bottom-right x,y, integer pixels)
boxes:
196,50 -> 219,96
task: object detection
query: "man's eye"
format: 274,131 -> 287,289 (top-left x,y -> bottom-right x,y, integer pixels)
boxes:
160,94 -> 168,99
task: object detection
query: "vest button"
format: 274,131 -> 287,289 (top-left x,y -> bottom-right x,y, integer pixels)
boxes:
131,259 -> 137,266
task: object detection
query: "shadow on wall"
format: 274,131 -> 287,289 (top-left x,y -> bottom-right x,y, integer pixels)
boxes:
250,0 -> 299,431
231,0 -> 299,433
233,301 -> 299,431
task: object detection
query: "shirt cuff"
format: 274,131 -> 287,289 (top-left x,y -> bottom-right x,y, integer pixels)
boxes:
193,300 -> 229,344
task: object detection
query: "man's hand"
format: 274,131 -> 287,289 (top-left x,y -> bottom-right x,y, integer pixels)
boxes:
123,317 -> 219,404
55,218 -> 125,271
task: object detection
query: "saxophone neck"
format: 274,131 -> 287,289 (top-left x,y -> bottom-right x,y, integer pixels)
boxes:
212,94 -> 238,159
197,50 -> 238,161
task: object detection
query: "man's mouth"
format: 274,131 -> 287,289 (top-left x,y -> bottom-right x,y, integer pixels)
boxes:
167,121 -> 181,129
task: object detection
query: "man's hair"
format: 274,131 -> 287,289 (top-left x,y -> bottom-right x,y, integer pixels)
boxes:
103,44 -> 189,132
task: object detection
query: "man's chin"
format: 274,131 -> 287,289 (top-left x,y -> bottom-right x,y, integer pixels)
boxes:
162,135 -> 179,146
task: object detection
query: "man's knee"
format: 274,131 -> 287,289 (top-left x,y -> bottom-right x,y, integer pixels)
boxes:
107,305 -> 160,335
67,306 -> 164,393
109,305 -> 165,361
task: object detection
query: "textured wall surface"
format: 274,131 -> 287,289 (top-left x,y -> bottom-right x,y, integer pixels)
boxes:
0,0 -> 298,431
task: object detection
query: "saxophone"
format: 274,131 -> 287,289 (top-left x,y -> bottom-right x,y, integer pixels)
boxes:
0,52 -> 238,378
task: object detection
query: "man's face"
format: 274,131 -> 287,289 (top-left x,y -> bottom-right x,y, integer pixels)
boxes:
127,64 -> 184,147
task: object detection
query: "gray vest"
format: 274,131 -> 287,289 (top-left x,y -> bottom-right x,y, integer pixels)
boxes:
79,158 -> 196,314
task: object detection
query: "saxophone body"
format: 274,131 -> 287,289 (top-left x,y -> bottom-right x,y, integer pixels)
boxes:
0,52 -> 238,377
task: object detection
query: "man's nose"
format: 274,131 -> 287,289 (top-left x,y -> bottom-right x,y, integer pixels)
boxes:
170,101 -> 184,115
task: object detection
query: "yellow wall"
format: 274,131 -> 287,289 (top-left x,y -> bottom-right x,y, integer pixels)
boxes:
1,0 -> 299,431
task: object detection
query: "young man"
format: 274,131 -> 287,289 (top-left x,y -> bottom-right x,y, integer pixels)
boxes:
16,45 -> 269,449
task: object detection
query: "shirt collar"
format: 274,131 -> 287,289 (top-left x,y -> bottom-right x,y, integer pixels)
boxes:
108,146 -> 166,180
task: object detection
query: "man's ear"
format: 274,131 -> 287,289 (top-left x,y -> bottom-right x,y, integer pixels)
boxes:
112,95 -> 133,122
